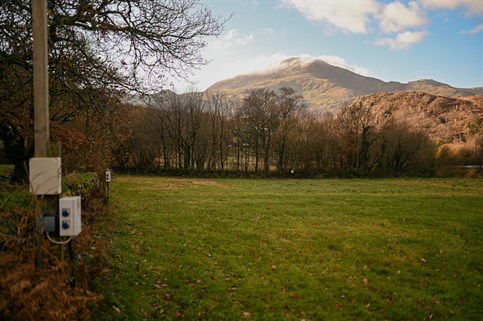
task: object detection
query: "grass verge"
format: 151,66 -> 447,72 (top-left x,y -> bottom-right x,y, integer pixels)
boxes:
93,177 -> 483,320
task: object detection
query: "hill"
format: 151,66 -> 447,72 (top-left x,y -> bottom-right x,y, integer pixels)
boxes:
346,91 -> 483,145
208,57 -> 482,114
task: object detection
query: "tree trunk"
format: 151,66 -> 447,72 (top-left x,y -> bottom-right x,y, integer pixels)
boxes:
10,138 -> 31,184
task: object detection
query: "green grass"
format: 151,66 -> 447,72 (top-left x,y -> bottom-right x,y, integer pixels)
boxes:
0,164 -> 14,176
0,165 -> 33,210
93,177 -> 483,320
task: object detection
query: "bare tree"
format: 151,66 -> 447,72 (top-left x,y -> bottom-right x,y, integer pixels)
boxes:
148,91 -> 206,171
0,0 -> 227,180
273,87 -> 304,174
377,121 -> 435,176
239,89 -> 278,174
336,101 -> 374,176
46,0 -> 227,92
205,92 -> 234,170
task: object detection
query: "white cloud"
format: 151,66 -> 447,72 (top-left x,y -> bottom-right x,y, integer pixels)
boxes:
420,0 -> 483,15
377,1 -> 428,33
460,23 -> 483,34
255,54 -> 373,77
212,52 -> 290,79
169,52 -> 374,92
311,55 -> 373,76
169,52 -> 288,92
208,28 -> 254,51
281,0 -> 380,33
261,27 -> 275,35
279,0 -> 481,51
375,31 -> 428,50
279,0 -> 429,50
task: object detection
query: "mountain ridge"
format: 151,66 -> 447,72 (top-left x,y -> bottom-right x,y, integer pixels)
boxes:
208,57 -> 482,114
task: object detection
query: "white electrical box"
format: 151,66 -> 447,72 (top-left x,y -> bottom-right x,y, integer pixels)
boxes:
59,196 -> 82,237
29,157 -> 62,195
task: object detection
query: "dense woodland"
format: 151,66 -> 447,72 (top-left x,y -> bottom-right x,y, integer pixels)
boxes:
2,80 -> 481,178
105,87 -> 473,178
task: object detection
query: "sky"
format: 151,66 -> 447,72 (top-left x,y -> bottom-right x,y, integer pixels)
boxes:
168,0 -> 483,92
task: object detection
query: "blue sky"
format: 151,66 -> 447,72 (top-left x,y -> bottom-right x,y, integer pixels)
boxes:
170,0 -> 482,91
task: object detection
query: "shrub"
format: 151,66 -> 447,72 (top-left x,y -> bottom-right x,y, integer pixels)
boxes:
0,171 -> 108,321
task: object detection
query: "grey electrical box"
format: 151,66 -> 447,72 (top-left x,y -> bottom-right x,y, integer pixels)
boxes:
29,157 -> 62,195
36,215 -> 56,233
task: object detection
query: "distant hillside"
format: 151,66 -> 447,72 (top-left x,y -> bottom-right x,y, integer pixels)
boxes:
345,92 -> 483,145
208,57 -> 482,114
407,80 -> 483,98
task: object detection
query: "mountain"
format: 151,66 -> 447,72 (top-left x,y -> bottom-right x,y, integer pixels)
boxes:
346,92 -> 483,145
406,79 -> 482,98
208,57 -> 482,114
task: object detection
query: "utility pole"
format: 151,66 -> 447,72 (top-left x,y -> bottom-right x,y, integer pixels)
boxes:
31,0 -> 61,268
30,0 -> 80,269
32,0 -> 49,157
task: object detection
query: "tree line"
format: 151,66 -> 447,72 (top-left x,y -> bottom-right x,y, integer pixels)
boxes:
113,87 -> 436,177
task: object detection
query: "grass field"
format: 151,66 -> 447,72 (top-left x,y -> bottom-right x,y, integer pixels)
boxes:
93,176 -> 483,320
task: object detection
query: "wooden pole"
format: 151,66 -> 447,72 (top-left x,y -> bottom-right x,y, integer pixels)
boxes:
32,0 -> 49,267
32,0 -> 49,157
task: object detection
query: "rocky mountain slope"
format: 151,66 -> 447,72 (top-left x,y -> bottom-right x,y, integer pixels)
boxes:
208,57 -> 482,115
346,91 -> 482,145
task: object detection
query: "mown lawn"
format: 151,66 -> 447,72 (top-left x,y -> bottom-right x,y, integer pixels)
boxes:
93,176 -> 483,320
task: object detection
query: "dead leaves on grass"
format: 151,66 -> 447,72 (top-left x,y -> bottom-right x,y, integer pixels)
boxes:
0,251 -> 100,321
289,292 -> 300,298
0,201 -> 107,321
242,311 -> 251,318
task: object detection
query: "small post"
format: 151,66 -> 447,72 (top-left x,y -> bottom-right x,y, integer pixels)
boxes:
105,168 -> 111,201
